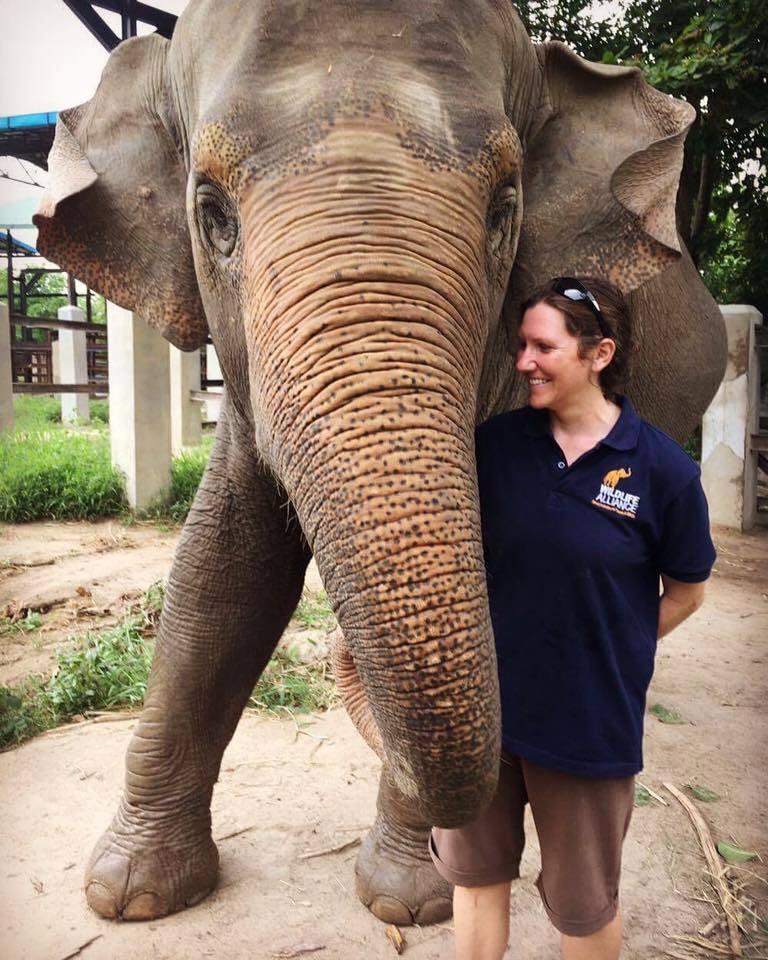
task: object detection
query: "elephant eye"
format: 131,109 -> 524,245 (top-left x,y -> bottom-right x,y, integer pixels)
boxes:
486,181 -> 521,288
487,184 -> 518,257
196,182 -> 238,259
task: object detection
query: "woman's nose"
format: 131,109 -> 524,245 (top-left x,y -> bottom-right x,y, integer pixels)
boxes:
516,348 -> 534,372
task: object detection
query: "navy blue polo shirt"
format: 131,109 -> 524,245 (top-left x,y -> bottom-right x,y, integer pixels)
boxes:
476,398 -> 715,778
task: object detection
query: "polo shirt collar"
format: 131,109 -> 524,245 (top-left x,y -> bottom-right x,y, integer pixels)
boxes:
521,396 -> 641,451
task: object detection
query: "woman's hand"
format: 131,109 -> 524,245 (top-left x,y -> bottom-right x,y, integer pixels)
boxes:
658,575 -> 707,639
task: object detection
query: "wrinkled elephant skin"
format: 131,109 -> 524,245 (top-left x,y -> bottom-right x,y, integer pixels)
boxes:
34,0 -> 725,925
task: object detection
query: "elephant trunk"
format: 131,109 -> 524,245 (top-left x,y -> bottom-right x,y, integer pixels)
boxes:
301,399 -> 499,825
241,138 -> 501,825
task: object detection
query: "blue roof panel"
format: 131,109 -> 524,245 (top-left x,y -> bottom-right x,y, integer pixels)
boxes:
0,112 -> 58,130
0,230 -> 40,256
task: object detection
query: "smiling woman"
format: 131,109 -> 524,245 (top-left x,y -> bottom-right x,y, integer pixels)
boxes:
432,276 -> 716,960
517,276 -> 635,416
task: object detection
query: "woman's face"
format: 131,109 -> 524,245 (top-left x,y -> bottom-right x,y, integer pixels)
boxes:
515,302 -> 599,412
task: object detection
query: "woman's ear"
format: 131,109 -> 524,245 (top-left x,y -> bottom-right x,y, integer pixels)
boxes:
507,42 -> 694,314
34,34 -> 208,351
592,338 -> 618,372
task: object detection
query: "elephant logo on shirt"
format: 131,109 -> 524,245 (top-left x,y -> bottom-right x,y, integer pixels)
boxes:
593,467 -> 640,519
603,467 -> 632,489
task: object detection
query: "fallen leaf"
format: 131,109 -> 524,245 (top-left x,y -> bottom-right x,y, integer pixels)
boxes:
687,784 -> 720,803
634,785 -> 652,807
385,925 -> 405,954
717,841 -> 757,864
649,703 -> 685,724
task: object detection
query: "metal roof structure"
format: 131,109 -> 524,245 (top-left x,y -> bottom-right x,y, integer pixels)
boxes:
0,4 -> 178,170
0,113 -> 58,170
1,229 -> 40,258
61,1 -> 177,51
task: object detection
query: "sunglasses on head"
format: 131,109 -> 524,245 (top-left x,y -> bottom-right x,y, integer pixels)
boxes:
552,277 -> 613,340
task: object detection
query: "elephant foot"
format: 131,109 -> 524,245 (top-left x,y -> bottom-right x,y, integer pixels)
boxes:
85,799 -> 219,921
355,815 -> 452,925
354,766 -> 452,926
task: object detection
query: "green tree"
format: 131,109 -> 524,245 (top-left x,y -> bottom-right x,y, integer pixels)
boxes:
515,0 -> 768,314
1,268 -> 106,334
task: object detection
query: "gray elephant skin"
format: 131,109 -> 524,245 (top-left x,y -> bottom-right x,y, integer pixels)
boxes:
34,0 -> 726,926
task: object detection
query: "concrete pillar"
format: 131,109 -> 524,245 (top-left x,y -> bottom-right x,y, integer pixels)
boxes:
51,339 -> 61,383
0,302 -> 13,432
206,343 -> 222,382
204,343 -> 223,423
57,305 -> 89,423
107,302 -> 171,510
169,344 -> 202,452
702,305 -> 763,531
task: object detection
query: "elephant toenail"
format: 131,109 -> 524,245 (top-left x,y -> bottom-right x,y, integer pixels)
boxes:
122,892 -> 168,921
85,881 -> 119,919
369,895 -> 414,926
415,896 -> 453,925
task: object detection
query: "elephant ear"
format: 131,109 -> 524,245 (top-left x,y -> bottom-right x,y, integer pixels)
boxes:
34,34 -> 207,351
508,41 -> 695,305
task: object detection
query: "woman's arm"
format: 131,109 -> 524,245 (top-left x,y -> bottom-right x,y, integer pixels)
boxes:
658,574 -> 707,639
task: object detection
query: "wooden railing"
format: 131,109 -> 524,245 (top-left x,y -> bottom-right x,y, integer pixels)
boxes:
9,312 -> 108,393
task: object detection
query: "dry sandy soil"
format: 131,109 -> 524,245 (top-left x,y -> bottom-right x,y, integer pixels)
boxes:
0,520 -> 766,960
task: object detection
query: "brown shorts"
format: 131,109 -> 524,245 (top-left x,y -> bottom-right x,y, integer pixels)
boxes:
430,753 -> 634,937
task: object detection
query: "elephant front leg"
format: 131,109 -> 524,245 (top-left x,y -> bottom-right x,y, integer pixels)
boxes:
85,404 -> 310,920
355,764 -> 452,925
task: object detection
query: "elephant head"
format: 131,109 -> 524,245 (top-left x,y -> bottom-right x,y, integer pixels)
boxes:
35,0 -> 710,826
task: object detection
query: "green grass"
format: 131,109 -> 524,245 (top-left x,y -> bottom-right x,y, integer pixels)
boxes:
142,435 -> 214,522
0,582 -> 339,750
293,591 -> 336,631
12,394 -> 109,431
167,437 -> 214,521
0,430 -> 127,521
249,646 -> 339,713
2,396 -> 211,522
0,585 -> 162,749
0,610 -> 43,638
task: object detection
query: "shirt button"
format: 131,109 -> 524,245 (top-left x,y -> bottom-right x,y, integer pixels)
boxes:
557,461 -> 566,469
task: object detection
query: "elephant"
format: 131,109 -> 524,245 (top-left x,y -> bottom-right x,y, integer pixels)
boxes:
34,0 -> 726,926
603,467 -> 632,489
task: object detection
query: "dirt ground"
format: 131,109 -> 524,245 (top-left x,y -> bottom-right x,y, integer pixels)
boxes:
0,520 -> 767,960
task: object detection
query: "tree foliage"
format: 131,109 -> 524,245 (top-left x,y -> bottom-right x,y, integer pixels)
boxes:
515,0 -> 768,313
1,268 -> 105,342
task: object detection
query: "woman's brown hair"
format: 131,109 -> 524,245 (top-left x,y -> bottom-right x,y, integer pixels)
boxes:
520,277 -> 636,400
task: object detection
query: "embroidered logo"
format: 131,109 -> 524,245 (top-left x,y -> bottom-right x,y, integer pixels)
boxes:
592,467 -> 640,519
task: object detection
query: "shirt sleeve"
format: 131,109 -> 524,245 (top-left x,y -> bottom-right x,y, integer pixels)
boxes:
657,474 -> 716,582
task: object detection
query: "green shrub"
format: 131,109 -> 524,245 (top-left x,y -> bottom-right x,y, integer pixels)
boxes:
0,430 -> 126,521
